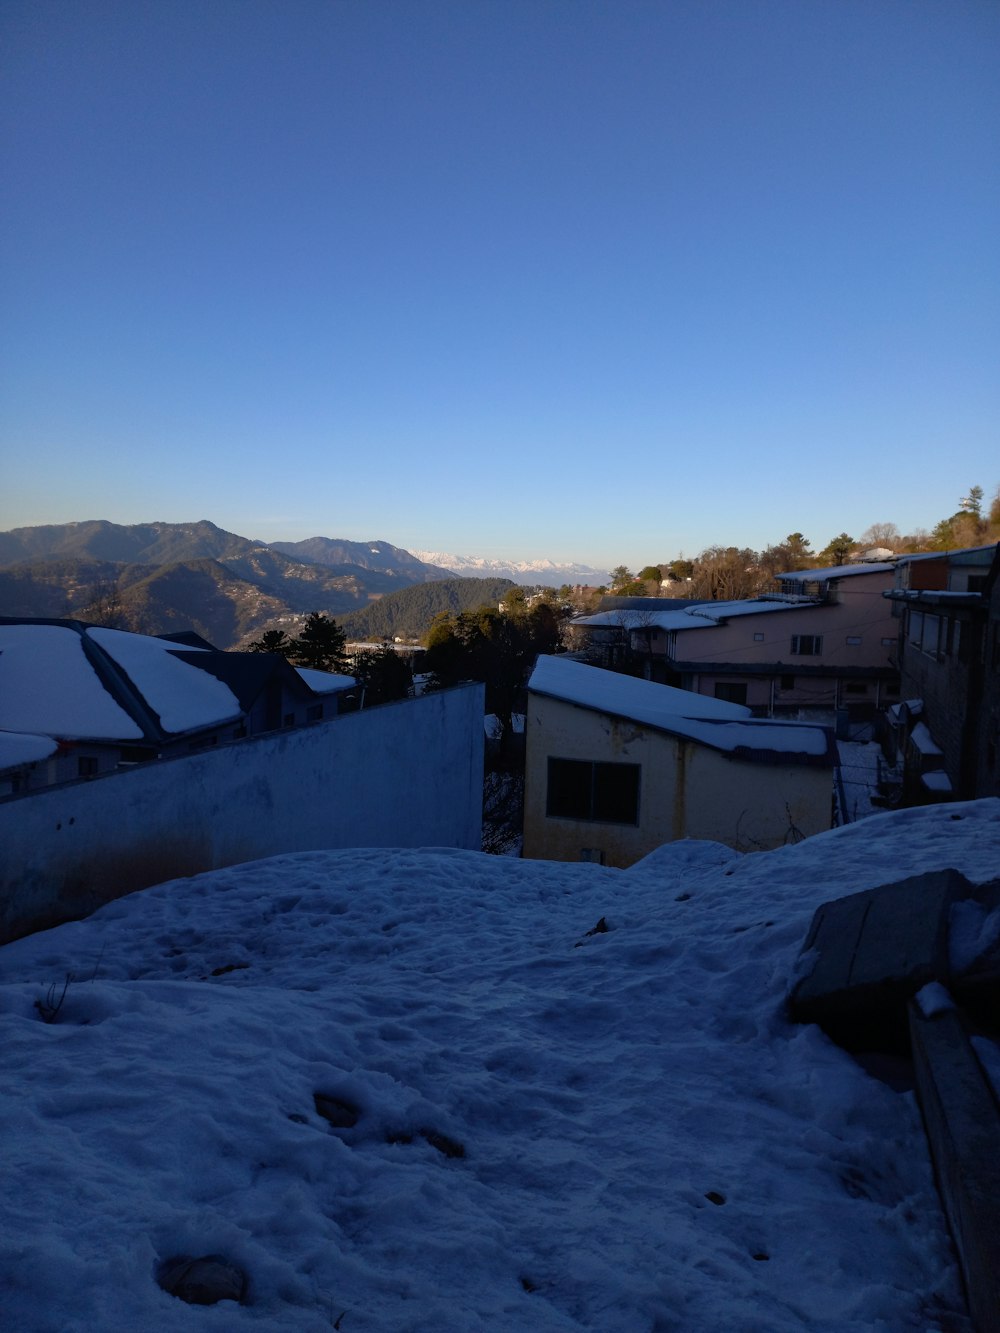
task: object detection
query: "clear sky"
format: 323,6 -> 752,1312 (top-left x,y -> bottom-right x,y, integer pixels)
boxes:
2,0 -> 998,568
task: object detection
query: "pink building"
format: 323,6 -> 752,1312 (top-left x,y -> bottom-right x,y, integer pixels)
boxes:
573,564 -> 901,719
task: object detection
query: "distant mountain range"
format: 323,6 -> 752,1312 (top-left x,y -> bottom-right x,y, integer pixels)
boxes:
413,551 -> 610,586
0,519 -> 595,648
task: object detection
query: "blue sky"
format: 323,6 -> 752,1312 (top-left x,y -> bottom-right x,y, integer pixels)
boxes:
2,0 -> 997,568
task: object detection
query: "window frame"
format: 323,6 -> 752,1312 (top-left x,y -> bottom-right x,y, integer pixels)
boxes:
790,634 -> 823,656
546,757 -> 641,826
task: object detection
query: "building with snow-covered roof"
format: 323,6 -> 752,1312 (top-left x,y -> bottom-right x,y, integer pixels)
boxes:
882,543 -> 1000,801
566,569 -> 902,720
0,618 -> 357,795
608,566 -> 902,720
0,619 -> 486,940
523,655 -> 835,867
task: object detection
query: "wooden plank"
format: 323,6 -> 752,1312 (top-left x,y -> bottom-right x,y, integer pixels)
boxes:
788,869 -> 970,1033
910,1001 -> 1000,1333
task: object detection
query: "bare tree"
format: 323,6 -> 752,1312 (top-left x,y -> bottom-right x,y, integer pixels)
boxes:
82,576 -> 129,629
859,522 -> 901,550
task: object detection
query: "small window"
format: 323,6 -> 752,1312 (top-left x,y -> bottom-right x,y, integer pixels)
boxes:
306,704 -> 323,722
780,675 -> 795,691
580,848 -> 605,864
881,637 -> 895,647
714,682 -> 748,705
283,712 -> 295,727
846,636 -> 862,646
845,682 -> 868,695
547,758 -> 640,825
920,614 -> 942,658
791,635 -> 822,656
753,632 -> 764,642
78,756 -> 99,778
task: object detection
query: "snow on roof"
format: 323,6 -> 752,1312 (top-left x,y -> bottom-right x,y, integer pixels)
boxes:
1,799 -> 998,1329
528,656 -> 832,759
295,667 -> 357,694
0,624 -> 144,741
921,770 -> 953,792
909,722 -> 944,757
777,563 -> 894,581
572,608 -> 715,630
530,654 -> 749,719
576,600 -> 818,634
682,598 -> 812,622
88,628 -> 242,734
0,730 -> 59,772
899,542 -> 998,564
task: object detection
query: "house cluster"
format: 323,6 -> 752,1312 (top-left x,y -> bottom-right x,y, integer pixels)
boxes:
3,541 -> 997,884
523,543 -> 999,868
0,618 -> 358,796
566,560 -> 901,719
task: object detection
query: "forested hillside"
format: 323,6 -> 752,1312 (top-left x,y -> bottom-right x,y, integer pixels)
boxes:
0,520 -> 471,648
337,578 -> 515,642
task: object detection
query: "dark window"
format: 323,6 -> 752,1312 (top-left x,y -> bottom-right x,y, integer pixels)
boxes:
78,756 -> 98,778
780,675 -> 795,690
791,635 -> 822,656
919,614 -> 942,658
845,682 -> 868,695
714,682 -> 748,705
846,636 -> 862,646
306,704 -> 323,722
283,712 -> 295,727
546,758 -> 640,825
753,632 -> 764,642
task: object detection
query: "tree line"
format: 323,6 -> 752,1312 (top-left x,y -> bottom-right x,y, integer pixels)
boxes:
601,483 -> 1000,604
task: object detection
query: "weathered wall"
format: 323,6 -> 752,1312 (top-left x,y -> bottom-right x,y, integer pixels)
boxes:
0,684 -> 484,943
523,694 -> 831,868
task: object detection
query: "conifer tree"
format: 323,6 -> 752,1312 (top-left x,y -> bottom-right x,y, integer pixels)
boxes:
290,612 -> 348,673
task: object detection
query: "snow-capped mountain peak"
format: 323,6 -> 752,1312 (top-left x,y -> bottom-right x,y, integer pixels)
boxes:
413,551 -> 610,587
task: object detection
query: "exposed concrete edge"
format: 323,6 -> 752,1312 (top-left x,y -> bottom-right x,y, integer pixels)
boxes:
909,1000 -> 1000,1333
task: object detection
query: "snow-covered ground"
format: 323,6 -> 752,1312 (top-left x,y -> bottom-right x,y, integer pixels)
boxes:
3,801 -> 998,1331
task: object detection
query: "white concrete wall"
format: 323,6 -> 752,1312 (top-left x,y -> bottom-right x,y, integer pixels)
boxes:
523,694 -> 831,868
0,684 -> 484,943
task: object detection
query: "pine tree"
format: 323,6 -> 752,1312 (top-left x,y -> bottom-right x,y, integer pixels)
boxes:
290,612 -> 348,673
247,628 -> 293,655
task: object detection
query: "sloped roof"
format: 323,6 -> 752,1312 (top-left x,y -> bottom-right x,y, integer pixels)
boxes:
777,563 -> 894,581
574,598 -> 812,634
0,623 -> 146,741
0,730 -> 60,774
0,618 -> 355,746
88,628 -> 242,733
527,656 -> 835,765
295,667 -> 357,694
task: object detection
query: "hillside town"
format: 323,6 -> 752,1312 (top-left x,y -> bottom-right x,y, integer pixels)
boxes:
4,509 -> 999,1330
4,1 -> 999,1324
